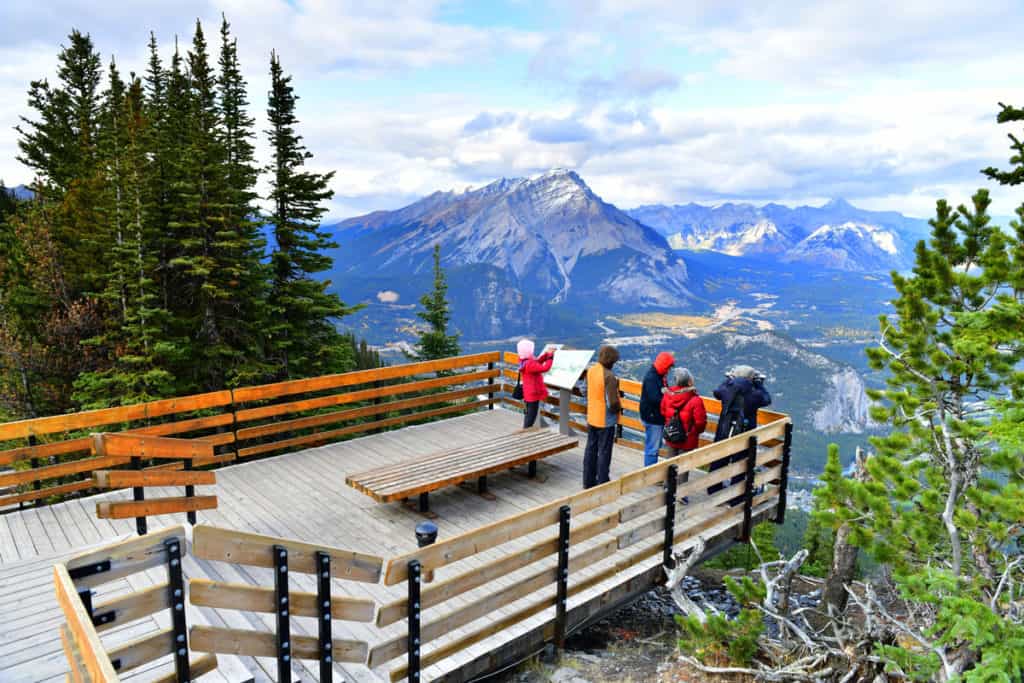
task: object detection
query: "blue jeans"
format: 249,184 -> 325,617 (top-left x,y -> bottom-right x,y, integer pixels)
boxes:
643,422 -> 663,467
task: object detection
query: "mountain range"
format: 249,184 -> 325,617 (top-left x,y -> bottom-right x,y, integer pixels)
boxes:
627,198 -> 930,272
326,169 -> 928,340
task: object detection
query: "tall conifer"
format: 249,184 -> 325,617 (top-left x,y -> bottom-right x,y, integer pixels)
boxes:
410,245 -> 460,361
265,51 -> 355,379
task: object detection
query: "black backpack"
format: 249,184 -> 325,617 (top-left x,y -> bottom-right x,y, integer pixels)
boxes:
663,395 -> 691,443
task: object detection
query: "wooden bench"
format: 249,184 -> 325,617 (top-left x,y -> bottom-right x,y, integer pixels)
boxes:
345,429 -> 579,512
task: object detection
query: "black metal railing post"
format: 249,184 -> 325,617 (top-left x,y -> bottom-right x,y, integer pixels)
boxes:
554,504 -> 571,648
77,587 -> 94,619
165,538 -> 191,683
29,434 -> 40,509
407,559 -> 422,682
183,458 -> 197,525
775,423 -> 793,525
132,456 -> 147,536
273,544 -> 292,683
663,465 -> 678,569
739,436 -> 758,542
487,361 -> 495,409
316,551 -> 333,683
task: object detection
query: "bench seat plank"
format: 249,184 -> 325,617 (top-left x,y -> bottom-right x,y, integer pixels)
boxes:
346,429 -> 578,503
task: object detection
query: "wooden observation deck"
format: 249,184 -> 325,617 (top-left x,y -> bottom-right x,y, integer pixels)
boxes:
0,351 -> 792,682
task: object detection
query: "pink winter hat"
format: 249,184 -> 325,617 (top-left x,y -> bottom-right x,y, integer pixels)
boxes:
517,339 -> 535,358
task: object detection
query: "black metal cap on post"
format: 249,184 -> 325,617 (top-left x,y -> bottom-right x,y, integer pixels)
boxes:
415,521 -> 438,547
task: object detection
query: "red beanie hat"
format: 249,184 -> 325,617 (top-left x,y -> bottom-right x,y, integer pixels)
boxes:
654,352 -> 675,375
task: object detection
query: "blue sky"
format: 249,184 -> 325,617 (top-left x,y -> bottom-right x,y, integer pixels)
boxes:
1,0 -> 1023,219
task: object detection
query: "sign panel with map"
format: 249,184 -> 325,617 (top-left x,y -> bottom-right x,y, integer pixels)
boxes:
543,349 -> 595,390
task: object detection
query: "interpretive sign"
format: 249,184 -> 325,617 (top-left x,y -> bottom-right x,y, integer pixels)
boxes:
544,349 -> 595,390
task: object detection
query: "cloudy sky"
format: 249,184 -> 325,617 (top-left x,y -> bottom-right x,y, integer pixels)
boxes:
2,0 -> 1023,220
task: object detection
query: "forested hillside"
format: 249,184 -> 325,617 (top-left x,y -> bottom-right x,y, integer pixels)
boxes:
0,21 -> 360,418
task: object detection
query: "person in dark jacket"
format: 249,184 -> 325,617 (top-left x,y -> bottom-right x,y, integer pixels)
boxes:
660,367 -> 707,504
639,351 -> 675,467
584,345 -> 622,489
516,338 -> 555,428
708,365 -> 771,502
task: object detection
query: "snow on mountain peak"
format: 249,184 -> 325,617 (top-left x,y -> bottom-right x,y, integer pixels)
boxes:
332,169 -> 689,307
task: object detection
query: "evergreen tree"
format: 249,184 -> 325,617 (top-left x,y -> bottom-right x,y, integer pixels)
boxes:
73,72 -> 175,408
164,21 -> 267,391
410,244 -> 460,361
215,16 -> 270,387
340,332 -> 384,370
814,176 -> 1024,678
265,50 -> 355,379
16,29 -> 101,195
15,29 -> 106,296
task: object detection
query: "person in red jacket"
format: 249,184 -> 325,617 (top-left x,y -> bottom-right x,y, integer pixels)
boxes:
516,338 -> 555,428
660,367 -> 707,503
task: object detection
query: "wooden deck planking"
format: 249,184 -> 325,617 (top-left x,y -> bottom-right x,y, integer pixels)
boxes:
0,408 -> 770,682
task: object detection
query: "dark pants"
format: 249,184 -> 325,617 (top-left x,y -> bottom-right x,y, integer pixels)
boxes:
583,425 -> 615,489
708,430 -> 751,506
523,401 -> 540,428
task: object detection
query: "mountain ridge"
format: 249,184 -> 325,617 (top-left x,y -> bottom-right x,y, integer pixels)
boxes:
329,169 -> 691,316
627,198 -> 929,272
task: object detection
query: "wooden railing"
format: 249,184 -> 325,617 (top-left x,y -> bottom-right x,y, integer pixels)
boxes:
1,352 -> 502,510
371,417 -> 790,681
52,412 -> 791,682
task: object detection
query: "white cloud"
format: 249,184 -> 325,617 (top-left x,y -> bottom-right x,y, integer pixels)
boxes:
2,0 -> 1023,225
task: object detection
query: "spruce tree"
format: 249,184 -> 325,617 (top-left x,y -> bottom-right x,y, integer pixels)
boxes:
215,15 -> 270,386
74,73 -> 175,407
163,20 -> 267,391
265,50 -> 355,379
15,29 -> 106,296
410,244 -> 460,361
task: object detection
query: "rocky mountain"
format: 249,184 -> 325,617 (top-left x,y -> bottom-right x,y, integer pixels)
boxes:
328,170 -> 692,338
678,331 -> 874,434
627,198 -> 927,272
783,221 -> 903,271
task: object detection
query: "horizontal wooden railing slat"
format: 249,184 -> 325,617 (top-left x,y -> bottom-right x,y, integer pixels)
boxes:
66,525 -> 187,589
91,582 -> 171,633
189,578 -> 376,622
91,433 -> 214,460
105,627 -> 175,673
0,455 -> 130,488
234,368 -> 498,423
0,390 -> 234,441
231,351 -> 500,403
94,468 -> 216,488
192,524 -> 384,583
189,625 -> 368,663
96,495 -> 218,519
